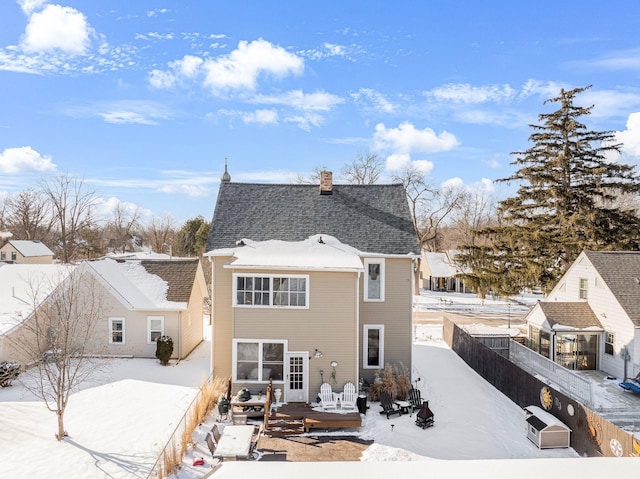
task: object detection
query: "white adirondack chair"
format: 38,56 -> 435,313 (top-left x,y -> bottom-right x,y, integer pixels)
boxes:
340,382 -> 358,410
318,382 -> 338,410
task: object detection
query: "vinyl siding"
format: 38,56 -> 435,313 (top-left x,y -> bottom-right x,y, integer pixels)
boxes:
212,260 -> 358,395
547,254 -> 636,378
359,257 -> 413,382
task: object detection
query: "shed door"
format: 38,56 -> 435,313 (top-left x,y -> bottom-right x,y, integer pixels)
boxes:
285,352 -> 308,403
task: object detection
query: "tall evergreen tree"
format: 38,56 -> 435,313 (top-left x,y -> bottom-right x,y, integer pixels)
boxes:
459,86 -> 640,293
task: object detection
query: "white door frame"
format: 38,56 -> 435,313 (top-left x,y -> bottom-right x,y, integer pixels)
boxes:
284,351 -> 309,403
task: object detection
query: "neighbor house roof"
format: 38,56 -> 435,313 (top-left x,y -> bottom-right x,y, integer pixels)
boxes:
7,240 -> 54,257
86,258 -> 190,310
205,182 -> 419,256
584,251 -> 640,327
0,264 -> 75,334
139,259 -> 201,303
538,302 -> 602,331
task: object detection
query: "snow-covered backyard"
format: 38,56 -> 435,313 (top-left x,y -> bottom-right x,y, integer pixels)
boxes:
0,292 -> 637,478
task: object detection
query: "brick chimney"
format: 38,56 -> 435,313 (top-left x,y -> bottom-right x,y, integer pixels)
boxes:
319,170 -> 333,195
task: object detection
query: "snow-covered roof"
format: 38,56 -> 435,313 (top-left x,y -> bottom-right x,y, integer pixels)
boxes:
0,264 -> 74,334
104,251 -> 172,260
423,252 -> 457,277
7,240 -> 54,257
210,234 -> 365,272
524,405 -> 571,431
85,258 -> 188,310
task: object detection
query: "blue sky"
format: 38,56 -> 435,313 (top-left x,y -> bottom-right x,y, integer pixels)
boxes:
1,1 -> 640,224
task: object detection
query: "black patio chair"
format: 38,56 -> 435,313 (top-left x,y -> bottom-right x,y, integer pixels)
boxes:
379,392 -> 402,419
408,387 -> 423,415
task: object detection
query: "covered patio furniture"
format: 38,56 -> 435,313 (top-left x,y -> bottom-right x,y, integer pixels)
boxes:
340,382 -> 358,410
318,383 -> 339,410
379,392 -> 402,419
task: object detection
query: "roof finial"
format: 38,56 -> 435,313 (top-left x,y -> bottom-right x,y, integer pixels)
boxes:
221,157 -> 231,183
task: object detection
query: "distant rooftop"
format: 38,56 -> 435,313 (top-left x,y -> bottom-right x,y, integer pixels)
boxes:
6,239 -> 54,257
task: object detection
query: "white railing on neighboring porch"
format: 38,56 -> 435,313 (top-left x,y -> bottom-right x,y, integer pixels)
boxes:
509,340 -> 593,408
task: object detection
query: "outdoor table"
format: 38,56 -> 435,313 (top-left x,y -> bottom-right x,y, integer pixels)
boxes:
395,400 -> 412,415
213,425 -> 254,460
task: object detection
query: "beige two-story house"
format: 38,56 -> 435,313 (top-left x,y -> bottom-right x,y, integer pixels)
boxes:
205,170 -> 420,403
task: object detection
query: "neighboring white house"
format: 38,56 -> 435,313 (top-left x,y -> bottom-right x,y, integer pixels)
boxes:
525,251 -> 640,380
420,251 -> 469,292
0,240 -> 54,264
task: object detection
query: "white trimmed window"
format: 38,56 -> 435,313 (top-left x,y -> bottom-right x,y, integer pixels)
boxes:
579,278 -> 588,299
605,331 -> 615,356
233,339 -> 286,382
363,324 -> 384,369
109,317 -> 125,344
147,316 -> 164,344
233,274 -> 308,308
364,258 -> 385,301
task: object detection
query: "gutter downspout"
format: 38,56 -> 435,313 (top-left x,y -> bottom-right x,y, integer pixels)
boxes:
209,256 -> 215,379
356,271 -> 361,392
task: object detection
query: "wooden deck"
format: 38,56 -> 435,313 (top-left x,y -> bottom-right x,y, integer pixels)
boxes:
266,403 -> 362,435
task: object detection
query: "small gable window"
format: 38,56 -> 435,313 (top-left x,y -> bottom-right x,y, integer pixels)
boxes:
579,278 -> 588,299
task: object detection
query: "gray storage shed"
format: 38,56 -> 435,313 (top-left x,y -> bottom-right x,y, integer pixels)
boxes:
524,406 -> 571,449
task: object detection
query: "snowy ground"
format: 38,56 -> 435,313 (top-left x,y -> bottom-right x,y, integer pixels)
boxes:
0,291 -> 636,478
414,288 -> 542,314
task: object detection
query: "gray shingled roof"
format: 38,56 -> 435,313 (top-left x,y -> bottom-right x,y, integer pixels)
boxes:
140,259 -> 199,303
584,251 -> 640,327
205,182 -> 420,255
539,302 -> 602,329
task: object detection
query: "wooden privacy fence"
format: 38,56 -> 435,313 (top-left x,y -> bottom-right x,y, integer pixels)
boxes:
443,318 -> 639,458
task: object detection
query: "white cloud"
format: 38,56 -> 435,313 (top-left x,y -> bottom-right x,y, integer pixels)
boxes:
242,109 -> 278,125
385,153 -> 433,174
373,122 -> 459,154
147,32 -> 174,41
21,4 -> 92,55
18,0 -> 47,15
157,184 -> 210,197
351,88 -> 397,113
611,112 -> 640,166
0,146 -> 56,173
252,90 -> 344,111
519,79 -> 567,100
581,89 -> 640,118
426,83 -> 516,104
62,100 -> 172,125
202,38 -> 303,93
300,42 -> 350,60
149,39 -> 303,94
570,48 -> 640,72
99,111 -> 159,125
146,8 -> 168,17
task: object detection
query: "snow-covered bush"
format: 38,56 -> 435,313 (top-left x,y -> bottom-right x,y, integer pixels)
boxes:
155,335 -> 174,366
0,361 -> 20,387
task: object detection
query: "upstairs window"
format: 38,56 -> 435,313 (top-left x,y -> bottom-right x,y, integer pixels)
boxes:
364,258 -> 385,302
234,274 -> 308,308
579,278 -> 588,299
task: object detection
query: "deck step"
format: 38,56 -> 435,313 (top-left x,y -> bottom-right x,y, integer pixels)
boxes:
265,419 -> 305,436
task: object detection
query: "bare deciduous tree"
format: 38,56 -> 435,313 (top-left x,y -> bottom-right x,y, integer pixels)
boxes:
392,165 -> 465,252
108,200 -> 142,253
340,151 -> 384,185
142,215 -> 176,254
9,266 -> 110,440
40,174 -> 98,263
2,189 -> 54,242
